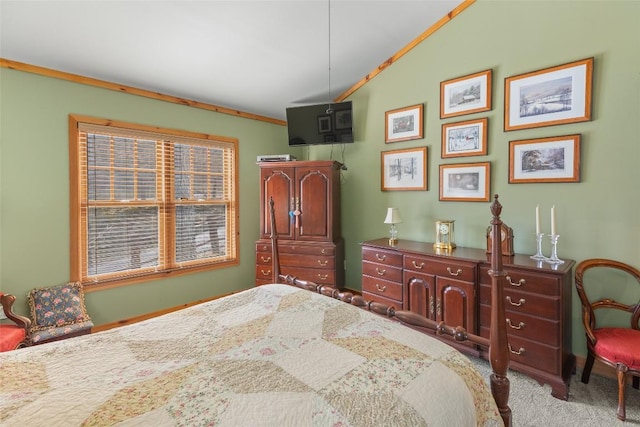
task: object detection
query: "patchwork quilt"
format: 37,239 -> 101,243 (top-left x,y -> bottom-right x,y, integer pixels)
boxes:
0,284 -> 501,426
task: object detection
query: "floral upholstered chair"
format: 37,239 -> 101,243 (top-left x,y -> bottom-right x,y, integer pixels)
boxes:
27,282 -> 93,345
0,292 -> 32,351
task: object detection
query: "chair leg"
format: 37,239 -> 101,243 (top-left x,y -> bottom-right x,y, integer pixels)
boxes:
581,352 -> 595,384
616,364 -> 627,422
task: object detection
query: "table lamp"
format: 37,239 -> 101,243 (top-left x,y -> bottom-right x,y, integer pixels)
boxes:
384,207 -> 402,246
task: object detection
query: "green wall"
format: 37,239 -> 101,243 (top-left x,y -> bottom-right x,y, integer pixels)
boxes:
309,0 -> 640,357
0,69 -> 294,325
1,0 -> 639,358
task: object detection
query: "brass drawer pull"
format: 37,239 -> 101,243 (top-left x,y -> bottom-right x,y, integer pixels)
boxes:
317,259 -> 328,266
260,269 -> 271,276
260,256 -> 271,262
317,274 -> 328,280
506,276 -> 525,287
447,267 -> 462,277
506,318 -> 526,330
412,261 -> 425,269
508,344 -> 525,355
321,248 -> 327,254
375,267 -> 386,276
375,283 -> 387,292
506,296 -> 525,307
375,253 -> 386,261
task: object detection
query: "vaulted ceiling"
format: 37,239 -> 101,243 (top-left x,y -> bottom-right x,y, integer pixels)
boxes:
1,1 -> 464,121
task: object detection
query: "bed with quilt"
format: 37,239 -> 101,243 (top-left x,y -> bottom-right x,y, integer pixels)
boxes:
1,282 -> 502,426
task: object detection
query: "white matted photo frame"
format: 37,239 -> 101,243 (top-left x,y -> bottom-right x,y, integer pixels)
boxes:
441,118 -> 488,158
385,104 -> 424,143
509,134 -> 581,183
381,146 -> 427,191
439,162 -> 490,202
504,57 -> 593,131
440,70 -> 492,119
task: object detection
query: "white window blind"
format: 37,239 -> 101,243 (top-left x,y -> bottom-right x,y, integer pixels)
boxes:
70,116 -> 238,287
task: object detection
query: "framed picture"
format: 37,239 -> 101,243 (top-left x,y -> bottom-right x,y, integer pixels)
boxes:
440,70 -> 492,119
317,115 -> 331,133
441,118 -> 488,158
381,146 -> 427,191
509,134 -> 581,183
385,104 -> 424,143
334,109 -> 352,130
504,57 -> 593,131
439,162 -> 490,202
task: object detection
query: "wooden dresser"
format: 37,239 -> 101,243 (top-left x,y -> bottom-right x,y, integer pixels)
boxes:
361,238 -> 575,400
256,160 -> 344,287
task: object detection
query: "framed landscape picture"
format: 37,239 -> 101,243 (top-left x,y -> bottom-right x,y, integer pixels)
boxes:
381,146 -> 427,191
509,134 -> 581,183
504,57 -> 593,131
385,104 -> 424,143
439,162 -> 490,201
441,118 -> 488,158
440,70 -> 492,119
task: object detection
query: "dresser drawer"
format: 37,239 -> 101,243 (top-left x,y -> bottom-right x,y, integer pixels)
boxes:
479,284 -> 560,319
479,304 -> 559,346
362,291 -> 402,311
280,253 -> 334,269
362,247 -> 402,267
362,275 -> 403,302
256,242 -> 272,253
362,260 -> 403,283
479,266 -> 560,297
404,256 -> 476,282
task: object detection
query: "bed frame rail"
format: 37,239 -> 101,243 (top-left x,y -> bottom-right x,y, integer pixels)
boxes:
268,196 -> 512,427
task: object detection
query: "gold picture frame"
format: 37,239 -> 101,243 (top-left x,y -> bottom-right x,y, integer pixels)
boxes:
441,117 -> 488,158
439,162 -> 490,202
509,134 -> 581,183
440,70 -> 492,119
385,104 -> 424,143
504,57 -> 593,131
381,146 -> 427,191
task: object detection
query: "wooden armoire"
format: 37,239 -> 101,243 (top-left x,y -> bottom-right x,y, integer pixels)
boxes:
255,160 -> 344,287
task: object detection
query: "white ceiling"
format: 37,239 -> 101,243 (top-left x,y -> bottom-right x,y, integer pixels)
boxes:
1,0 -> 463,121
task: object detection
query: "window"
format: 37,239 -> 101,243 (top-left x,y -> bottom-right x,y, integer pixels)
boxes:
69,115 -> 238,288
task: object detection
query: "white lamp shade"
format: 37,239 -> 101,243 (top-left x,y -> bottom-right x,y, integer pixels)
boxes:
384,207 -> 402,224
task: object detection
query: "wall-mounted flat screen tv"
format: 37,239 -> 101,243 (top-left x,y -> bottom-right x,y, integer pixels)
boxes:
286,101 -> 353,146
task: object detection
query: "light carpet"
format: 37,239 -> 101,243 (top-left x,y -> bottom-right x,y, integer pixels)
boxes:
470,357 -> 640,426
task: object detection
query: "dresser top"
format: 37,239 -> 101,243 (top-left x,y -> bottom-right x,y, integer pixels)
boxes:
361,238 -> 575,275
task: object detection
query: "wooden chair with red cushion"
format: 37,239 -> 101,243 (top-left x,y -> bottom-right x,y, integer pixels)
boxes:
575,258 -> 640,421
0,292 -> 32,351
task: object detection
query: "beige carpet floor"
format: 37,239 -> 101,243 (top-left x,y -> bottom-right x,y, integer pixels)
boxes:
469,357 -> 640,426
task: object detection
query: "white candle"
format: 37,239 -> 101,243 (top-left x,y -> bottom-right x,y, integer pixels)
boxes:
551,205 -> 556,236
535,205 -> 540,234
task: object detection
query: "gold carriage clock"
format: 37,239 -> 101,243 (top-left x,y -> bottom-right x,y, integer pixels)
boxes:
434,220 -> 456,251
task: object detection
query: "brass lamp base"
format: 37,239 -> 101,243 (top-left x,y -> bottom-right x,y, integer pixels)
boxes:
389,237 -> 398,246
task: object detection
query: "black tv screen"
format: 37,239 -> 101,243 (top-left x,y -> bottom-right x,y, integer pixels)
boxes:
286,101 -> 353,146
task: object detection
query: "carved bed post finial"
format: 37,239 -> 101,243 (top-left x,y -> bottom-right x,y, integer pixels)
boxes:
488,194 -> 512,426
490,194 -> 502,219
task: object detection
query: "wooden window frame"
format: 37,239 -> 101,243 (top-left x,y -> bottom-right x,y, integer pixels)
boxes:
69,115 -> 239,290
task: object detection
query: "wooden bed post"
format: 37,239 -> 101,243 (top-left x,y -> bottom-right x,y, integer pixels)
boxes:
488,195 -> 513,426
269,197 -> 281,284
